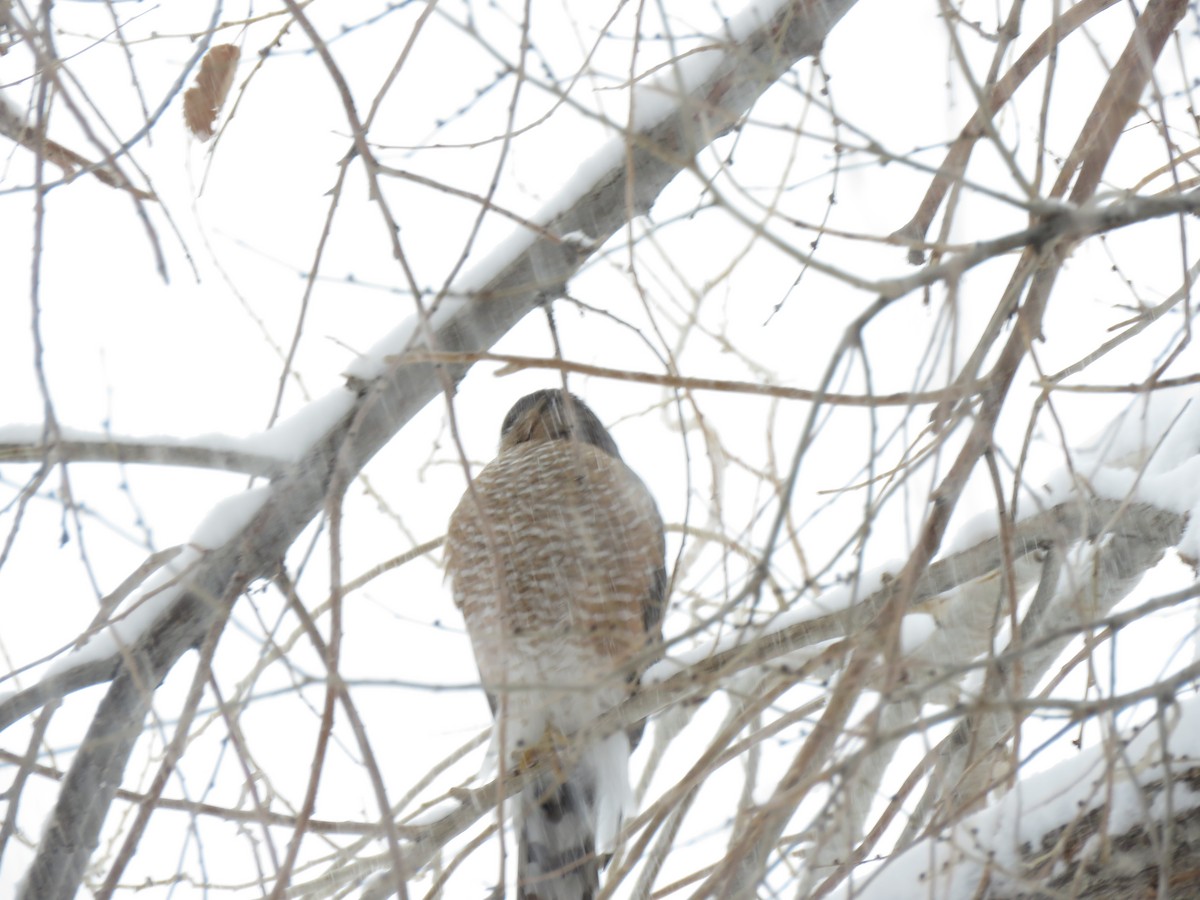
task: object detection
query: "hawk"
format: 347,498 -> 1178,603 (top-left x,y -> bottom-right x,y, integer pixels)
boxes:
445,390 -> 666,900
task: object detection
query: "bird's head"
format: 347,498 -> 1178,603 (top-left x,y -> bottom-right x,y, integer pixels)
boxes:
498,389 -> 621,458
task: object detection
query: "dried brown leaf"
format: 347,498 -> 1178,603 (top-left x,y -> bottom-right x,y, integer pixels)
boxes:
183,44 -> 239,141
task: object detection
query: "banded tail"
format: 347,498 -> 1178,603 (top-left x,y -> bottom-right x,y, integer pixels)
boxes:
516,733 -> 630,900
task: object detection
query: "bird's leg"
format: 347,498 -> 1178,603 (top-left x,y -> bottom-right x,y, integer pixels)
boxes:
517,724 -> 574,786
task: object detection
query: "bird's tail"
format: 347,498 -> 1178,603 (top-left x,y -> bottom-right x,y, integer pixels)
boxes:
516,732 -> 630,900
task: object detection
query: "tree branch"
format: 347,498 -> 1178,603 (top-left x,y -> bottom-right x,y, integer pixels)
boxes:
13,2 -> 862,896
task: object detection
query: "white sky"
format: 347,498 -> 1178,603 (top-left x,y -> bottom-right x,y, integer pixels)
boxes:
2,1 -> 1200,897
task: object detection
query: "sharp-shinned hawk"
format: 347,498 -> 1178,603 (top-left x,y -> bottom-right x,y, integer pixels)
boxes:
445,390 -> 666,900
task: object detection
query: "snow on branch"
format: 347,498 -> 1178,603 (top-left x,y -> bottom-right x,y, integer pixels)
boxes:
0,391 -> 361,478
301,476 -> 1190,893
266,493 -> 1189,897
13,3 -> 862,898
836,688 -> 1200,899
0,427 -> 286,477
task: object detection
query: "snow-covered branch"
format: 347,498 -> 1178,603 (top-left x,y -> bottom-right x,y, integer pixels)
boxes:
836,689 -> 1200,899
11,3 -> 861,897
280,489 -> 1189,896
0,425 -> 288,477
7,0 -> 1200,896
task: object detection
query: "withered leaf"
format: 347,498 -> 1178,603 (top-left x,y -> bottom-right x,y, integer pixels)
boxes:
183,44 -> 239,141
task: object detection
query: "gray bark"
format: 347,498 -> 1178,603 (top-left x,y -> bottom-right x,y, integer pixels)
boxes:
11,3 -> 860,897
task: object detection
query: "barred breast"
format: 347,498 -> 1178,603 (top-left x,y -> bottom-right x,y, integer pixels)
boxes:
445,438 -> 664,730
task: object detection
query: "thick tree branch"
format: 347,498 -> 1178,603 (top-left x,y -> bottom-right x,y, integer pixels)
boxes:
325,497 -> 1187,895
13,3 -> 861,897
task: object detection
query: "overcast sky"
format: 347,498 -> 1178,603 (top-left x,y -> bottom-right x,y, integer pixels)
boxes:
3,1 -> 1200,896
